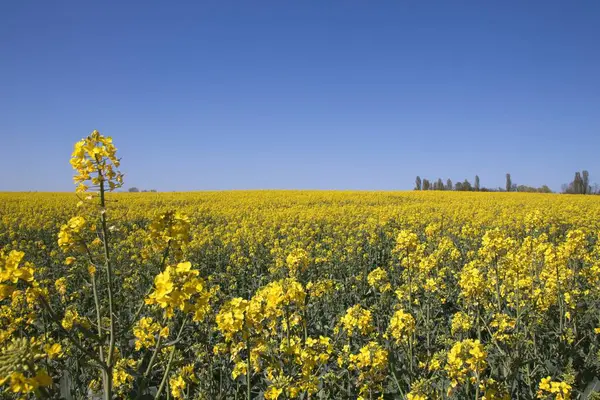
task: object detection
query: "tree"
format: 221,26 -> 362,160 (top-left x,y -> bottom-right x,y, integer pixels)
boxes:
516,184 -> 553,193
574,172 -> 583,194
474,175 -> 480,191
462,179 -> 473,191
128,187 -> 140,193
415,176 -> 422,191
506,174 -> 512,192
446,179 -> 453,191
562,171 -> 592,194
437,178 -> 444,191
582,170 -> 590,194
422,179 -> 431,191
455,182 -> 463,191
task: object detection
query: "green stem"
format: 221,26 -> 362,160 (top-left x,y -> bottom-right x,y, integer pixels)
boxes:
406,251 -> 412,310
426,302 -> 431,356
494,258 -> 502,312
476,306 -> 482,341
556,262 -> 564,336
99,177 -> 115,400
285,308 -> 291,349
91,270 -> 110,400
246,334 -> 252,400
155,318 -> 187,400
144,333 -> 163,377
389,351 -> 405,397
91,273 -> 105,363
408,335 -> 414,383
34,290 -> 105,368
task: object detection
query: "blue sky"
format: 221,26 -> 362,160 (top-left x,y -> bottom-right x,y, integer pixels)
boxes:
1,1 -> 599,192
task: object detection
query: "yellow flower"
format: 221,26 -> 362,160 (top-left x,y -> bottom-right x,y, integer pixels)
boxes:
537,376 -> 572,400
387,308 -> 415,344
446,339 -> 487,388
451,311 -> 472,335
216,297 -> 250,341
55,277 -> 67,297
489,313 -> 516,342
169,375 -> 186,399
133,317 -> 164,350
149,211 -> 191,259
306,279 -> 335,298
70,130 -> 123,192
112,358 -> 136,391
458,261 -> 487,305
0,250 -> 35,289
394,230 -> 420,254
146,261 -> 212,320
285,248 -> 310,276
6,371 -> 51,395
367,267 -> 391,292
232,360 -> 248,379
44,343 -> 63,359
348,341 -> 389,398
0,339 -> 53,395
58,216 -> 87,251
340,304 -> 373,336
61,308 -> 88,330
265,386 -> 283,400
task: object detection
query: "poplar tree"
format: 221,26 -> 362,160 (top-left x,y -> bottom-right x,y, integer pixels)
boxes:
415,176 -> 422,191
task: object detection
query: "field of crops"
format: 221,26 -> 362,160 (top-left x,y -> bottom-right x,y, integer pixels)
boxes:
3,133 -> 600,400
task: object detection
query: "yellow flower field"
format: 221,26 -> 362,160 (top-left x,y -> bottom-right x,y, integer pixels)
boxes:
2,132 -> 600,399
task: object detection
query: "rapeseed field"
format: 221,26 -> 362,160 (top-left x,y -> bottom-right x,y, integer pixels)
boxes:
2,132 -> 600,399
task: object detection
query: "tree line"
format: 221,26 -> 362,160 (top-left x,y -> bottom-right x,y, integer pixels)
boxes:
128,187 -> 157,193
561,170 -> 599,194
415,170 -> 599,194
414,173 -> 552,193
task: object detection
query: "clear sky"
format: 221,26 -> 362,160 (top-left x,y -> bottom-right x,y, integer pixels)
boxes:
1,1 -> 599,192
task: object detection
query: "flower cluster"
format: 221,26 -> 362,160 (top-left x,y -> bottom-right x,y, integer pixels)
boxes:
306,279 -> 336,298
0,338 -> 53,397
169,364 -> 198,399
133,317 -> 169,350
285,248 -> 310,276
537,376 -> 572,400
450,311 -> 472,336
348,341 -> 389,399
149,211 -> 191,259
446,339 -> 487,389
339,304 -> 373,336
57,216 -> 88,252
145,261 -> 212,320
367,267 -> 391,292
0,251 -> 34,300
70,130 -> 123,193
387,308 -> 415,344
